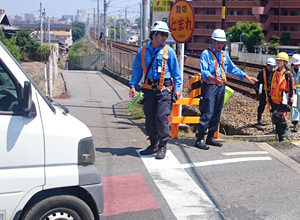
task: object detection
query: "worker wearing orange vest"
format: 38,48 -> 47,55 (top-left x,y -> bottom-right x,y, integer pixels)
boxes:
290,54 -> 300,132
129,21 -> 182,159
254,58 -> 276,125
270,52 -> 294,142
195,29 -> 258,150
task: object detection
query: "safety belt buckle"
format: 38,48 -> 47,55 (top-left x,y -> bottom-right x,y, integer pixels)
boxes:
152,81 -> 158,92
160,87 -> 171,92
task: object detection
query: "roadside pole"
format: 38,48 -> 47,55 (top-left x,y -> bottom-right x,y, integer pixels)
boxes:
179,43 -> 184,116
169,0 -> 195,117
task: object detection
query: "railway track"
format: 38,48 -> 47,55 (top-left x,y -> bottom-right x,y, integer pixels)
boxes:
106,40 -> 258,99
184,64 -> 258,99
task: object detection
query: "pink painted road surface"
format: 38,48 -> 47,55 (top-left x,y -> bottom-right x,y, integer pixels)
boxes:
102,173 -> 160,216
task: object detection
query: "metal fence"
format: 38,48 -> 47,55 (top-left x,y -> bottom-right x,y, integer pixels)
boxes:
72,50 -> 136,81
76,54 -> 105,70
104,50 -> 136,80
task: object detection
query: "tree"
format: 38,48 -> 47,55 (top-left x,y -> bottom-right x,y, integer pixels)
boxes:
36,43 -> 51,62
15,30 -> 40,61
72,21 -> 85,42
135,17 -> 141,28
226,22 -> 264,53
281,32 -> 291,45
268,35 -> 280,55
0,29 -> 21,61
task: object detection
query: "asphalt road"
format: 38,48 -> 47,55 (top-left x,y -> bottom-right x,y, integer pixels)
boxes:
56,70 -> 300,220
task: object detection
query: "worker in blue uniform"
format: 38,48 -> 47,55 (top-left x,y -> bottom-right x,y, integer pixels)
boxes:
129,21 -> 182,159
195,29 -> 258,150
290,54 -> 300,132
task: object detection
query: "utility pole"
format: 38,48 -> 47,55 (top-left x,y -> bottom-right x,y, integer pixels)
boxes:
94,8 -> 96,43
104,0 -> 108,50
140,3 -> 142,45
119,12 -> 121,42
125,7 -> 127,44
114,18 -> 116,41
143,0 -> 148,41
48,16 -> 50,44
43,8 -> 46,43
40,2 -> 43,43
97,0 -> 100,47
87,14 -> 90,41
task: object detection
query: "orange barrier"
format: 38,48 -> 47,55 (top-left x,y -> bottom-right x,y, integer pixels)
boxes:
168,98 -> 219,139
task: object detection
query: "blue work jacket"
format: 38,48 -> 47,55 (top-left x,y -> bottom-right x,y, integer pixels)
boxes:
200,45 -> 246,83
129,42 -> 182,92
291,65 -> 300,95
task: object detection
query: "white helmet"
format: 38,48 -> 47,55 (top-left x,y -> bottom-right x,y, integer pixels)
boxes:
266,58 -> 276,66
211,29 -> 226,42
150,21 -> 170,33
291,54 -> 300,65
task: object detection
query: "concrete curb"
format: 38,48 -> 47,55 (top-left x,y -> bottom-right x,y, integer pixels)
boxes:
257,142 -> 300,174
101,67 -> 142,91
228,134 -> 276,142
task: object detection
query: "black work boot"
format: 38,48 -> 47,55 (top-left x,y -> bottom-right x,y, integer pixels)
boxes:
206,131 -> 223,147
156,140 -> 167,159
292,121 -> 299,132
194,133 -> 210,150
140,139 -> 159,155
257,114 -> 262,125
278,134 -> 284,142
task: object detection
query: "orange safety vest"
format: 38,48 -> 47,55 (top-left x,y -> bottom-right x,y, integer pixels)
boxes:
270,68 -> 293,104
202,48 -> 227,84
141,45 -> 173,91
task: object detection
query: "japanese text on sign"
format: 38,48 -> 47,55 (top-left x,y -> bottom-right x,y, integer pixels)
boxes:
169,0 -> 195,43
153,0 -> 171,12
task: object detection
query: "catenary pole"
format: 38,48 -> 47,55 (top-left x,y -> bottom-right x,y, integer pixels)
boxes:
104,0 -> 107,49
143,0 -> 148,41
40,2 -> 43,43
140,3 -> 142,45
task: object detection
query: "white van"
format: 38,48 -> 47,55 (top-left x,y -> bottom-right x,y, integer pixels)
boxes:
0,41 -> 103,219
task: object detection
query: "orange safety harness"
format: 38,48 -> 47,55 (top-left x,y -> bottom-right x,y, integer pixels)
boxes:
202,48 -> 227,84
270,68 -> 293,104
141,45 -> 173,91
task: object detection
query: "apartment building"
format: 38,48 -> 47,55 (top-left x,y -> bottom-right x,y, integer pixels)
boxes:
188,0 -> 300,55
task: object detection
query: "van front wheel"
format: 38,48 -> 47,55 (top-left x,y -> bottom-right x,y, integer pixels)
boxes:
23,195 -> 94,220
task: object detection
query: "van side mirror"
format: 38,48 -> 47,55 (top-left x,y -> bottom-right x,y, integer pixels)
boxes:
23,81 -> 32,111
23,81 -> 36,118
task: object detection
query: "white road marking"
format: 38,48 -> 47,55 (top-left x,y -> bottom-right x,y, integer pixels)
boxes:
138,150 -> 224,220
192,157 -> 272,167
222,151 -> 269,156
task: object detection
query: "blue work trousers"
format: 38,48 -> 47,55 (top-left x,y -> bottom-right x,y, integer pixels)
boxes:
198,83 -> 225,134
143,88 -> 172,142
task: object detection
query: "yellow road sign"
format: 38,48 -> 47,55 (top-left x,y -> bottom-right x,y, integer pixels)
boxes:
168,0 -> 195,43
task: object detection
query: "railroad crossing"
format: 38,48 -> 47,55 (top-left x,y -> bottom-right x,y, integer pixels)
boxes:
56,69 -> 300,220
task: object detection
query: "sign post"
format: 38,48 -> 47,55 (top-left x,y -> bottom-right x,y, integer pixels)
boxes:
169,0 -> 195,116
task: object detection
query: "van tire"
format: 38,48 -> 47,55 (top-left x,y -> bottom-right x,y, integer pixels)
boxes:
23,195 -> 94,220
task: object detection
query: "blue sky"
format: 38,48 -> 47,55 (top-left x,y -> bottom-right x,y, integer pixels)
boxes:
2,0 -> 143,22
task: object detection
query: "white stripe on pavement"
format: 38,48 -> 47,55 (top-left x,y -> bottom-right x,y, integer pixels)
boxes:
222,151 -> 269,156
138,150 -> 224,220
191,157 -> 272,167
